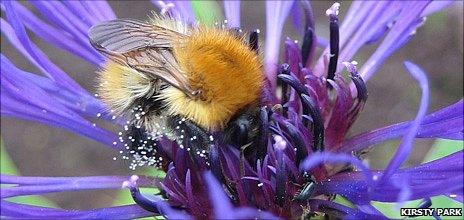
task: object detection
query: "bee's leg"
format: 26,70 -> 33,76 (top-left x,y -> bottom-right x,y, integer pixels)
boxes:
166,115 -> 211,166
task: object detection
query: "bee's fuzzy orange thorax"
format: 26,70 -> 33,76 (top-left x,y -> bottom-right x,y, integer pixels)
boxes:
161,27 -> 263,131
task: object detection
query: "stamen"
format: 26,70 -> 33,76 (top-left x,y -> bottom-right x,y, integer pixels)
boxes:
249,29 -> 260,52
300,94 -> 324,152
256,106 -> 270,161
343,61 -> 368,102
326,3 -> 340,81
277,71 -> 309,96
158,2 -> 175,15
273,135 -> 287,150
284,122 -> 308,165
278,64 -> 291,112
301,27 -> 315,67
122,175 -> 159,213
274,135 -> 287,207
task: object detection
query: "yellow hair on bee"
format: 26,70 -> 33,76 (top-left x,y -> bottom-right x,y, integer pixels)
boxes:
97,61 -> 155,115
149,13 -> 189,35
160,27 -> 263,131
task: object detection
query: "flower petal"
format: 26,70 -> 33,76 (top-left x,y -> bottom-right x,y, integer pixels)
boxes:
1,175 -> 153,198
308,199 -> 385,219
0,13 -> 83,93
0,201 -> 152,219
315,151 -> 463,203
339,99 -> 463,153
264,0 -> 295,89
223,0 -> 240,28
378,62 -> 430,183
300,152 -> 374,186
1,55 -> 117,148
152,1 -> 196,24
5,2 -> 104,65
360,2 -> 430,80
203,172 -> 280,219
421,1 -> 454,16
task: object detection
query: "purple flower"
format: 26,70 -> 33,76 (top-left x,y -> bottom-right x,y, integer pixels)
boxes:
1,0 -> 462,219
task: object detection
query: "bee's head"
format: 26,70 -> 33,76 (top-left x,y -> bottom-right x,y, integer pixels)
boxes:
160,27 -> 264,131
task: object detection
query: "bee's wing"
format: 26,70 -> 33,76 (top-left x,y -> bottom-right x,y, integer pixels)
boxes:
89,19 -> 198,97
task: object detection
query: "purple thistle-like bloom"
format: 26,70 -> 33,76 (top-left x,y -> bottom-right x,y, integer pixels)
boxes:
1,0 -> 462,219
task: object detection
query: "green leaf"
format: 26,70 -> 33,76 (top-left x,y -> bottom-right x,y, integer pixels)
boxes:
333,195 -> 355,208
373,139 -> 463,219
191,1 -> 223,26
1,137 -> 57,207
423,139 -> 463,163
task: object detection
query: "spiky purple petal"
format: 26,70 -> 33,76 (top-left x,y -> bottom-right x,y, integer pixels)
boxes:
223,0 -> 240,28
264,0 -> 295,89
379,61 -> 429,183
340,100 -> 463,153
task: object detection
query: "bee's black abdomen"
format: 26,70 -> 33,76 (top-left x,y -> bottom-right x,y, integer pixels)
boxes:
165,115 -> 212,160
120,124 -> 164,170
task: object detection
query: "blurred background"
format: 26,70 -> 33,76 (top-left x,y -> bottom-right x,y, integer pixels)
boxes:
1,1 -> 463,210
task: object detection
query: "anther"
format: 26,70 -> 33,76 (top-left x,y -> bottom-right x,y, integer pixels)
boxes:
284,122 -> 308,165
301,27 -> 315,67
300,94 -> 324,152
249,29 -> 260,52
278,63 -> 291,106
342,61 -> 368,102
326,3 -> 340,81
277,68 -> 308,97
122,176 -> 159,213
256,106 -> 270,161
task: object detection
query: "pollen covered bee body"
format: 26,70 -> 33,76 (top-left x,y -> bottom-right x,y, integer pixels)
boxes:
89,16 -> 264,168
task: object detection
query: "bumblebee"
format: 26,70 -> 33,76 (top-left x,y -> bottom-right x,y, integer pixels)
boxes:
89,16 -> 265,168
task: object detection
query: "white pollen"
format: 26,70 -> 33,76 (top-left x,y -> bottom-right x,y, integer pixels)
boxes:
130,175 -> 139,182
112,115 -> 117,120
450,194 -> 457,198
325,2 -> 340,16
258,183 -> 264,187
112,142 -> 117,145
96,113 -> 101,117
121,181 -> 130,188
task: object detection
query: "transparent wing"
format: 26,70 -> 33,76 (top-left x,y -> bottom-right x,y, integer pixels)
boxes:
89,19 -> 198,97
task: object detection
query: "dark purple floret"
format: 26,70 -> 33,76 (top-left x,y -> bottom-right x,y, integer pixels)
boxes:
327,4 -> 340,81
1,1 -> 462,219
